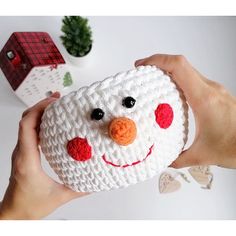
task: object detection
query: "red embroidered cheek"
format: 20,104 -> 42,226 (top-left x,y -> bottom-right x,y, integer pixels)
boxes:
67,137 -> 92,161
155,103 -> 174,129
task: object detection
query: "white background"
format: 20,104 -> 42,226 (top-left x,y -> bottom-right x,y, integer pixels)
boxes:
0,16 -> 236,219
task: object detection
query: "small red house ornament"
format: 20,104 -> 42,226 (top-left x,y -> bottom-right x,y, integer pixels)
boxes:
0,32 -> 73,106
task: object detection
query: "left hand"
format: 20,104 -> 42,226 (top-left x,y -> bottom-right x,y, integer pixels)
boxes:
0,92 -> 88,220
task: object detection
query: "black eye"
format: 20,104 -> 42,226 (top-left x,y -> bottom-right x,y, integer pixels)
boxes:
122,96 -> 136,108
91,108 -> 104,120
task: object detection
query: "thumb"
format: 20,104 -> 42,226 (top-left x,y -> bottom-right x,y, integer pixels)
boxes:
169,142 -> 215,169
169,146 -> 201,169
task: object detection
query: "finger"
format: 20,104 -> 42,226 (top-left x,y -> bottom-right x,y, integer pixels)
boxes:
170,149 -> 199,169
18,94 -> 60,150
169,145 -> 211,169
135,54 -> 208,106
21,92 -> 60,118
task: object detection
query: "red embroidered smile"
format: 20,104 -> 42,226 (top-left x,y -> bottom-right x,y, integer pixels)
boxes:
102,144 -> 154,168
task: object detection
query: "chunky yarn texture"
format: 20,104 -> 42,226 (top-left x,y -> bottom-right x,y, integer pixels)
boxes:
40,66 -> 188,192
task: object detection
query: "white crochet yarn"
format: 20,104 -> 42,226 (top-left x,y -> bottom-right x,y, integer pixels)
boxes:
40,66 -> 188,192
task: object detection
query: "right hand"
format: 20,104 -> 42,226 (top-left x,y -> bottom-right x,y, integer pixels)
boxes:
135,54 -> 236,169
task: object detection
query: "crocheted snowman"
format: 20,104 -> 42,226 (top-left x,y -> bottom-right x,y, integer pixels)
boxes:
40,65 -> 188,192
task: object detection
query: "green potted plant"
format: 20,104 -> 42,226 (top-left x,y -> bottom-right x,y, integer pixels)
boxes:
60,16 -> 93,66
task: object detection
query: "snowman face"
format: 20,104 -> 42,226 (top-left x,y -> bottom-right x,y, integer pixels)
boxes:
40,66 -> 188,192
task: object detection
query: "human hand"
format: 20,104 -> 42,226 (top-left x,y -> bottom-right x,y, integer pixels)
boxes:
135,54 -> 236,169
0,92 -> 87,220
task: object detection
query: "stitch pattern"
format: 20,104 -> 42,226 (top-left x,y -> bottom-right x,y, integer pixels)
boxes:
40,66 -> 189,192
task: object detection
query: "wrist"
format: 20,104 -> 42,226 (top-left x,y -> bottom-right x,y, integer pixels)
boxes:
0,207 -> 30,220
0,202 -> 7,220
0,202 -> 12,220
0,200 -> 26,220
0,202 -> 2,219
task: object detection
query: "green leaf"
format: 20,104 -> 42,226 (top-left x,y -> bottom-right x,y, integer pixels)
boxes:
60,16 -> 93,57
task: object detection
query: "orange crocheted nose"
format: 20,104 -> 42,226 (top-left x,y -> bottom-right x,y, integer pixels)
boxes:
108,117 -> 137,146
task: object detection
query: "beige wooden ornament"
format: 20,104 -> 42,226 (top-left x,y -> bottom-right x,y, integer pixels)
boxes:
188,166 -> 213,189
159,172 -> 181,193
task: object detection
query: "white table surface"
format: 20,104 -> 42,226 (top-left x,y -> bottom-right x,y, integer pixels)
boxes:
0,16 -> 236,220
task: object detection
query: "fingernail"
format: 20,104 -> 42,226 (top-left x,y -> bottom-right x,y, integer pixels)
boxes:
47,97 -> 58,102
169,160 -> 178,168
50,91 -> 60,98
135,59 -> 145,67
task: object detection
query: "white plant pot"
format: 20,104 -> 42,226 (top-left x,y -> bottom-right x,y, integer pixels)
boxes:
66,46 -> 93,67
